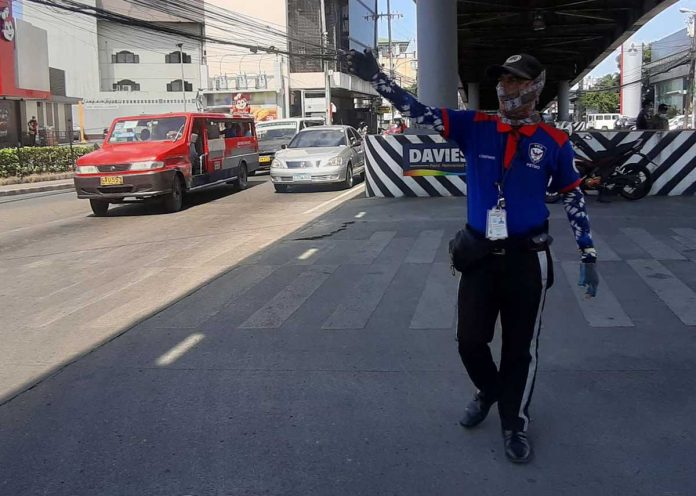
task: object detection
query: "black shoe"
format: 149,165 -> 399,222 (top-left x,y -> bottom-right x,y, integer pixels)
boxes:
503,430 -> 532,464
459,391 -> 496,428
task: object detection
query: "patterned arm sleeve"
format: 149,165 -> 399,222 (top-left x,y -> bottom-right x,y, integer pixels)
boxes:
562,187 -> 596,262
370,72 -> 445,133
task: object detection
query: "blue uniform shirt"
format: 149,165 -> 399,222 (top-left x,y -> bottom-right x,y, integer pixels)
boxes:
444,110 -> 581,237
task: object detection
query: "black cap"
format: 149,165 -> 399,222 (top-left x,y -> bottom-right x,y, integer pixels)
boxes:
486,54 -> 544,80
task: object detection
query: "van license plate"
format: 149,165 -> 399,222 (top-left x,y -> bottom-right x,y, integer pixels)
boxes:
100,176 -> 124,186
293,174 -> 311,181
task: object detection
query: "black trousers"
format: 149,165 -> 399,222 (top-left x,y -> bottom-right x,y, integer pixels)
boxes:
456,248 -> 552,432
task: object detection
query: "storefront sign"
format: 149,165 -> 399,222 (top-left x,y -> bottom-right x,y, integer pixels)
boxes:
402,142 -> 467,176
1,6 -> 14,42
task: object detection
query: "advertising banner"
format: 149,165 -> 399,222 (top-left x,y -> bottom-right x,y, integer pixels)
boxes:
402,141 -> 467,176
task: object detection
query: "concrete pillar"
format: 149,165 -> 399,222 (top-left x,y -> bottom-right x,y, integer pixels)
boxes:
416,0 -> 458,108
467,83 -> 480,110
558,80 -> 570,121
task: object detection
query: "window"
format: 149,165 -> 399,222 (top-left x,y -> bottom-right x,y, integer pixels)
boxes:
165,51 -> 192,64
113,79 -> 140,92
348,128 -> 360,143
207,121 -> 221,139
112,50 -> 139,64
166,79 -> 193,92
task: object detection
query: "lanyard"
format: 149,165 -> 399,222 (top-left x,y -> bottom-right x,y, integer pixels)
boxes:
495,131 -> 522,209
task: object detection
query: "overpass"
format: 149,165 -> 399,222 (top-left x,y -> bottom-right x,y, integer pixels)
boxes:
416,0 -> 678,118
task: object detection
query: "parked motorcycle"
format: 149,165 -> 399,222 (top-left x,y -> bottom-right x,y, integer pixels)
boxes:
546,136 -> 656,203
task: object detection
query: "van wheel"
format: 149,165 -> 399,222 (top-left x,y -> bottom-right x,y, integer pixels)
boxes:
234,163 -> 248,191
163,175 -> 184,213
274,184 -> 288,193
90,199 -> 109,217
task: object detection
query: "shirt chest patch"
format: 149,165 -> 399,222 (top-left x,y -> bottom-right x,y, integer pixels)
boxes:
526,143 -> 547,170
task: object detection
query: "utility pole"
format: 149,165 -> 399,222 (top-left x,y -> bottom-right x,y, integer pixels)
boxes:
319,0 -> 332,124
176,43 -> 187,111
364,5 -> 402,126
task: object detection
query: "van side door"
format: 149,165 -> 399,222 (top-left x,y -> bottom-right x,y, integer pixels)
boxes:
205,119 -> 225,176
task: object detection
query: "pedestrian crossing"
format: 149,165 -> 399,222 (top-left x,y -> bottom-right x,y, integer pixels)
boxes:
144,225 -> 696,332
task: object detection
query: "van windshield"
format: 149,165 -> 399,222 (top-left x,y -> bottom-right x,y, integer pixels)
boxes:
256,125 -> 297,141
108,116 -> 187,143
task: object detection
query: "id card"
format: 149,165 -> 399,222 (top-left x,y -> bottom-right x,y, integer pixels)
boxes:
486,207 -> 508,240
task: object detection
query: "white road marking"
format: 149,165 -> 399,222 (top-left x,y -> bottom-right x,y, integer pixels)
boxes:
355,211 -> 366,218
298,248 -> 319,260
302,184 -> 365,215
156,333 -> 205,366
628,259 -> 696,326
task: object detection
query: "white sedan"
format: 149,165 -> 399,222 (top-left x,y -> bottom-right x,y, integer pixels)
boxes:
270,125 -> 365,192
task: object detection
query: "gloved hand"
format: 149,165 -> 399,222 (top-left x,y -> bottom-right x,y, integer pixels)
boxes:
578,262 -> 599,297
345,48 -> 381,82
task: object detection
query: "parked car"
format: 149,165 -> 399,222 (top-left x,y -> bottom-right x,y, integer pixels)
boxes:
74,112 -> 259,216
255,117 -> 324,173
614,116 -> 637,130
270,125 -> 365,192
669,115 -> 686,130
586,113 -> 621,130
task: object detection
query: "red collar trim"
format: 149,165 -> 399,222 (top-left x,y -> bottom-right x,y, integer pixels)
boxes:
495,117 -> 537,137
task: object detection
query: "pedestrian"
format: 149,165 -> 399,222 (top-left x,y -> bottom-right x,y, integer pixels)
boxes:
346,49 -> 599,463
651,104 -> 669,131
636,100 -> 652,130
357,120 -> 368,138
27,116 -> 38,146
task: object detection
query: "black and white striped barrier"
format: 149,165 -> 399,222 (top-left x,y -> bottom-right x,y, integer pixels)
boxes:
364,130 -> 696,197
572,130 -> 696,196
364,134 -> 467,197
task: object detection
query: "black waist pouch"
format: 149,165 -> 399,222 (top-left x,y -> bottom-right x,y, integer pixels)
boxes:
448,228 -> 553,273
449,228 -> 492,273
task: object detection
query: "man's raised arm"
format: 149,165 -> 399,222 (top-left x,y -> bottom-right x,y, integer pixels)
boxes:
346,49 -> 447,135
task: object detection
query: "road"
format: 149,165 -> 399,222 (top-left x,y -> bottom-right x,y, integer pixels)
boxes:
1,184 -> 696,494
0,176 -> 365,401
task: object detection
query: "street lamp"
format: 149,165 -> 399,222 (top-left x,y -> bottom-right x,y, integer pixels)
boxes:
176,43 -> 187,111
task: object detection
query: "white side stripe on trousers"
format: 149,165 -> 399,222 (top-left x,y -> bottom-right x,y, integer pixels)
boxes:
518,250 -> 549,431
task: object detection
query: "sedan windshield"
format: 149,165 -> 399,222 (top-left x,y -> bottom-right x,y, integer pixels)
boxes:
289,130 -> 346,148
109,116 -> 187,143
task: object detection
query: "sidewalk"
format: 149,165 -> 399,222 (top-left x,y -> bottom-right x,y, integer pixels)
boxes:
0,178 -> 74,197
1,195 -> 695,495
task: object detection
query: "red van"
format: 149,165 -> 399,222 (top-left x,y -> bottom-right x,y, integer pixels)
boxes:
74,112 -> 259,216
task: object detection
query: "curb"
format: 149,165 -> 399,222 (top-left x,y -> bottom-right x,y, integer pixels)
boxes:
0,182 -> 74,197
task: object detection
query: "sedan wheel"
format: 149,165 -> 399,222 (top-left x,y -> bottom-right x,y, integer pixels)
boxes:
343,164 -> 354,189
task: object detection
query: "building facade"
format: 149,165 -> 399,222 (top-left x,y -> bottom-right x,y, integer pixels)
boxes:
285,0 -> 379,128
0,0 -> 79,147
644,28 -> 691,115
16,0 -> 207,137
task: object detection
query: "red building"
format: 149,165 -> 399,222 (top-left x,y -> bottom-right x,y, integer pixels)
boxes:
0,0 -> 79,147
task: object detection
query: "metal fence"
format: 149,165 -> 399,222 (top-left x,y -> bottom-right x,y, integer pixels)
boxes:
19,129 -> 79,147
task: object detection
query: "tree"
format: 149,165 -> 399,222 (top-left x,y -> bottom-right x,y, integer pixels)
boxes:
580,73 -> 620,113
404,83 -> 417,96
642,43 -> 652,64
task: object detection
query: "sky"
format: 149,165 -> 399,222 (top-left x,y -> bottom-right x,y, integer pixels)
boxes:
377,0 -> 695,77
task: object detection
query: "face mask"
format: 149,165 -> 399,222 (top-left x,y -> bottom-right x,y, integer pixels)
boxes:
496,70 -> 546,126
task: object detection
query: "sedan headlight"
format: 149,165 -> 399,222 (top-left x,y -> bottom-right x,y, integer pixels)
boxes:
324,156 -> 343,168
130,161 -> 165,171
271,158 -> 286,169
75,165 -> 98,174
